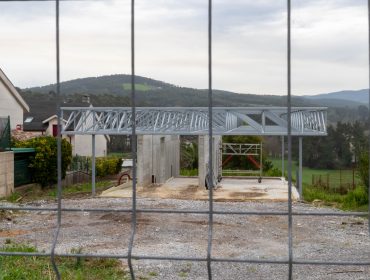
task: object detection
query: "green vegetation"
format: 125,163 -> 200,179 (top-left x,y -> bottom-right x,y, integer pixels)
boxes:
358,152 -> 369,194
269,158 -> 361,186
122,83 -> 152,91
180,168 -> 198,176
107,152 -> 131,158
14,136 -> 72,188
22,74 -> 370,124
269,157 -> 368,211
71,155 -> 123,178
0,242 -> 128,280
96,157 -> 123,178
48,181 -> 113,197
5,181 -> 113,203
303,185 -> 368,211
302,122 -> 366,169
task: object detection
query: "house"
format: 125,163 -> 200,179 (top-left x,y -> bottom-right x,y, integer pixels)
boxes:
23,113 -> 108,157
0,68 -> 30,129
44,114 -> 108,157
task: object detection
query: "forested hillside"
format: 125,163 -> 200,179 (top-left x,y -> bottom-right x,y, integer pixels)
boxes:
21,74 -> 369,124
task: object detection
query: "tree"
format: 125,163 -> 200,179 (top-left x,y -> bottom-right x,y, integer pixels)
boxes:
180,137 -> 198,170
358,105 -> 369,121
358,152 -> 369,195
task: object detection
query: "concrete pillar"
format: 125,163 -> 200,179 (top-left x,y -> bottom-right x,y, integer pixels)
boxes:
198,135 -> 209,188
92,134 -> 96,196
198,135 -> 221,188
299,137 -> 303,198
137,135 -> 153,186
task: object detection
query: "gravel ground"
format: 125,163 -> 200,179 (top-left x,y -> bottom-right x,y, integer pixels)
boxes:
1,197 -> 370,279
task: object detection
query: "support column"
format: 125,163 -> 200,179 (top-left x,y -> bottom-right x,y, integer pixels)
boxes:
92,134 -> 96,196
299,137 -> 303,198
198,135 -> 209,188
281,136 -> 285,177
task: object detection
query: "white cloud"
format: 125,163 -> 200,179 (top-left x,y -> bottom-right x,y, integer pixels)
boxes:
0,0 -> 368,95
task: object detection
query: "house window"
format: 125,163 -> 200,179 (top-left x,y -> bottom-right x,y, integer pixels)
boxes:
24,117 -> 33,123
52,125 -> 58,137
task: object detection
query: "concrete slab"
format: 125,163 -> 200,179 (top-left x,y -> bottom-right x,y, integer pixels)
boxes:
101,177 -> 299,202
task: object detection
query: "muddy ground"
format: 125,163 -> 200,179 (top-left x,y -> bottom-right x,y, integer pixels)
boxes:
1,197 -> 370,279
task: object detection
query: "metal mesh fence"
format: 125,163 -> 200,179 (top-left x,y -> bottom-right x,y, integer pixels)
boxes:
0,1 -> 369,280
312,170 -> 359,194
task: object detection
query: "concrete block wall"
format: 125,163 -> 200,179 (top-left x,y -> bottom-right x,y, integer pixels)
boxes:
198,135 -> 222,188
0,151 -> 14,197
137,135 -> 180,187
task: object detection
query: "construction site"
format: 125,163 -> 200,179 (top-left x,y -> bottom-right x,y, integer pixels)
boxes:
1,0 -> 370,279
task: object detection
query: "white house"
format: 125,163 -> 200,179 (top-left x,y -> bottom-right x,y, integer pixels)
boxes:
41,114 -> 108,157
0,68 -> 30,129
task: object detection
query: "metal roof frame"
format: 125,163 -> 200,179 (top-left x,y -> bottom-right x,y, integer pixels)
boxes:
61,106 -> 327,136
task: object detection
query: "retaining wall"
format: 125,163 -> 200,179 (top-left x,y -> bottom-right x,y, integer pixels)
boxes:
0,151 -> 14,197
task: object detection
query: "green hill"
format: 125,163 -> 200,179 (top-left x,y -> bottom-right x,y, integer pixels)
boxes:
21,74 -> 368,124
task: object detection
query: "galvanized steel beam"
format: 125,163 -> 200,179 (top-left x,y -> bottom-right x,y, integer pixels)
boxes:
61,107 -> 327,136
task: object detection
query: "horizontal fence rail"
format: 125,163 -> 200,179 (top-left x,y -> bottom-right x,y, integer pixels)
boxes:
0,0 -> 369,279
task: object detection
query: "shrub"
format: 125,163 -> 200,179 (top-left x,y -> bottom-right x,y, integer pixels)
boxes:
263,160 -> 273,172
342,186 -> 368,210
95,157 -> 122,177
15,136 -> 72,187
265,167 -> 282,177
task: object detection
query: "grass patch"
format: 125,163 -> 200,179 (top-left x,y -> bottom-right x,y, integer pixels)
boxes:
180,168 -> 198,176
48,181 -> 113,197
107,152 -> 131,158
269,157 -> 360,186
0,242 -> 128,280
123,83 -> 152,91
5,181 -> 114,203
303,184 -> 368,211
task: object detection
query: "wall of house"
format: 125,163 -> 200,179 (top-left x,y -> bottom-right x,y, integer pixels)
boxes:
137,135 -> 180,187
0,151 -> 14,198
0,81 -> 23,130
72,134 -> 107,157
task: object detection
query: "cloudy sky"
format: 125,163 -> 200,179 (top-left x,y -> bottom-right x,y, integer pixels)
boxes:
0,0 -> 368,95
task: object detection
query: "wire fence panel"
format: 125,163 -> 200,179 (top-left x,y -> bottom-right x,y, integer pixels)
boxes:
312,170 -> 359,194
0,1 -> 369,280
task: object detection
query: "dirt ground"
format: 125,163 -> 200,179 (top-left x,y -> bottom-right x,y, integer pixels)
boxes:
101,177 -> 300,202
1,197 -> 370,279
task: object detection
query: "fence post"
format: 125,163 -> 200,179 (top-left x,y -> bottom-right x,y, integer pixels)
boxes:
92,134 -> 96,196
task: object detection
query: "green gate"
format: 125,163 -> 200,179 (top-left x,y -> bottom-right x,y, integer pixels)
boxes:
13,148 -> 35,187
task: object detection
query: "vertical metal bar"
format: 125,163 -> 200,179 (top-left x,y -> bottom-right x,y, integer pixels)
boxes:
207,0 -> 213,279
287,0 -> 293,278
50,0 -> 61,278
282,136 -> 285,177
260,142 -> 263,178
91,134 -> 96,196
298,137 -> 302,198
128,0 -> 137,278
367,0 -> 370,235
